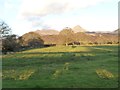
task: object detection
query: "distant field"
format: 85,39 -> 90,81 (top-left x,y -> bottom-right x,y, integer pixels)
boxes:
2,45 -> 118,88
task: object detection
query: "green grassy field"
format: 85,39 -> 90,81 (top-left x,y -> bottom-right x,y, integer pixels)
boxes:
2,45 -> 118,88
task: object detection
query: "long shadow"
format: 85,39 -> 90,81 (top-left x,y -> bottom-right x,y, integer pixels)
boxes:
2,45 -> 118,67
2,51 -> 96,67
20,51 -> 90,54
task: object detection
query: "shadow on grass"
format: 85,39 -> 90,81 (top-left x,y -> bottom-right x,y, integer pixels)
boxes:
2,52 -> 96,68
2,45 -> 118,67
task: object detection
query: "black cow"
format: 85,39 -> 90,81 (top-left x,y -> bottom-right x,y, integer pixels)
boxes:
73,41 -> 80,45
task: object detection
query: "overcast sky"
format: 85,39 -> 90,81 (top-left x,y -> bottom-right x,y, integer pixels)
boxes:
0,0 -> 119,36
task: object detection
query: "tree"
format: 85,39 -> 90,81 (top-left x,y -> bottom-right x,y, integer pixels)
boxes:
0,21 -> 20,54
59,27 -> 75,45
0,20 -> 12,38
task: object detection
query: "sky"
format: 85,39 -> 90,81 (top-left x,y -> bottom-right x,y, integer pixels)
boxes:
0,0 -> 119,36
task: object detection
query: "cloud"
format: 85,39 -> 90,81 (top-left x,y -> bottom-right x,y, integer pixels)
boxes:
11,19 -> 33,36
19,0 -> 109,18
17,0 -> 109,28
4,0 -> 17,9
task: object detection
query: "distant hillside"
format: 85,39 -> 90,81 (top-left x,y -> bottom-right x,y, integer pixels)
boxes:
72,25 -> 86,33
25,26 -> 118,45
35,29 -> 59,36
41,32 -> 118,45
113,29 -> 120,34
108,29 -> 120,35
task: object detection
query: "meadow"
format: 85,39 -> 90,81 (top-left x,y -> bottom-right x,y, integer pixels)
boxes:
2,45 -> 118,88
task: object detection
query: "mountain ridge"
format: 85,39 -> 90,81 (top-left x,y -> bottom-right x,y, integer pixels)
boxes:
35,29 -> 59,36
72,25 -> 86,33
33,25 -> 118,36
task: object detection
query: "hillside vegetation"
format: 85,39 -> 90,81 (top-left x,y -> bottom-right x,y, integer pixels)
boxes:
2,45 -> 118,88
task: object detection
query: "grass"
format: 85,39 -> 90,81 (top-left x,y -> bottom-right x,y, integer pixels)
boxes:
2,45 -> 118,88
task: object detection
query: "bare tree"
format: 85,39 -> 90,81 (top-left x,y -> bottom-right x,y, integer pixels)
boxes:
0,20 -> 21,54
0,20 -> 12,38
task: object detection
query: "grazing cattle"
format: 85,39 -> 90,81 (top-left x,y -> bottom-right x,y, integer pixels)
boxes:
73,41 -> 80,45
67,41 -> 80,46
44,44 -> 56,47
107,42 -> 112,44
68,43 -> 73,46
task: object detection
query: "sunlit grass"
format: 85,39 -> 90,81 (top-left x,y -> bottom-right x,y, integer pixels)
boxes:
2,69 -> 35,80
23,46 -> 90,53
96,69 -> 114,79
52,62 -> 70,79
